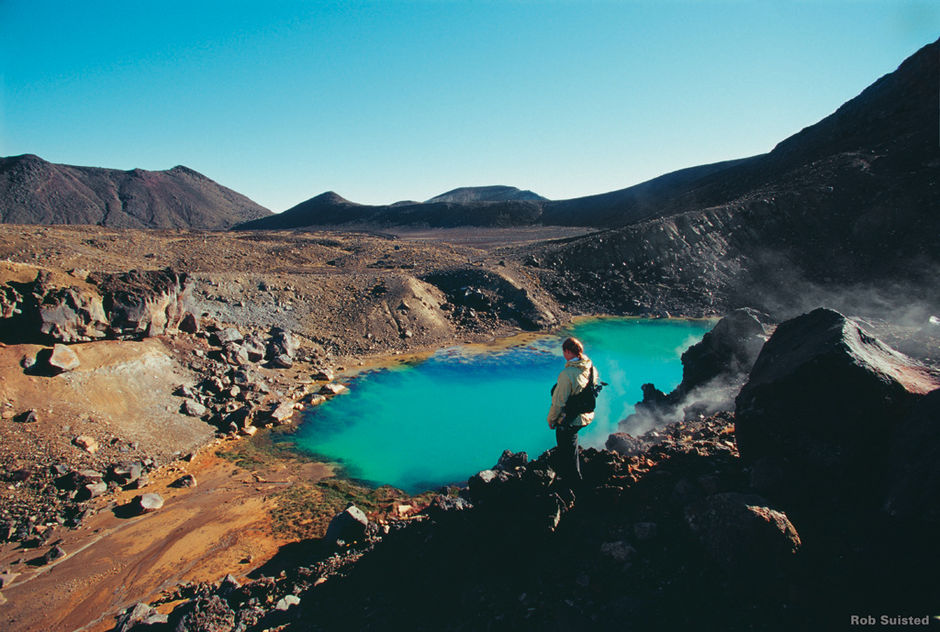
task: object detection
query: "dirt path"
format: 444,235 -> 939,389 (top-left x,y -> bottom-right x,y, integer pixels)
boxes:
0,442 -> 331,632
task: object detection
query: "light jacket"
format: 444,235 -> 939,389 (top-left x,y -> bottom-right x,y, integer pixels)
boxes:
547,355 -> 598,429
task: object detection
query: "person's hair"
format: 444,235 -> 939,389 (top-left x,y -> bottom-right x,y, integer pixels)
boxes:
562,337 -> 584,355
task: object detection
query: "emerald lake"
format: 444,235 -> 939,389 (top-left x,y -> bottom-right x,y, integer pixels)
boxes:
290,318 -> 712,492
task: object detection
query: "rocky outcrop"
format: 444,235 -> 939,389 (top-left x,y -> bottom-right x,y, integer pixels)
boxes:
88,268 -> 192,338
422,267 -> 557,332
618,308 -> 771,436
36,278 -> 109,343
734,308 -> 938,503
0,263 -> 195,343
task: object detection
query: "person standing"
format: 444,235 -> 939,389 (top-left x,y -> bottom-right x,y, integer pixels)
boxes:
547,336 -> 598,486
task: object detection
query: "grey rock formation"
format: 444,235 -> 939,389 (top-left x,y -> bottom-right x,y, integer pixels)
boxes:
48,343 -> 81,373
116,602 -> 169,632
88,268 -> 193,339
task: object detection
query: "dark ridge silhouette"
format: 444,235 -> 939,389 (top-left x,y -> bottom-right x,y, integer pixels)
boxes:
425,185 -> 548,204
0,155 -> 272,230
235,193 -> 544,230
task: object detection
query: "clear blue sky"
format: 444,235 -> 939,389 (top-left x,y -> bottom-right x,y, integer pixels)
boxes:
1,1 -> 937,212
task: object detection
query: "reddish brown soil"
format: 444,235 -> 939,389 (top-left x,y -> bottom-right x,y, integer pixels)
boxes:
0,441 -> 331,632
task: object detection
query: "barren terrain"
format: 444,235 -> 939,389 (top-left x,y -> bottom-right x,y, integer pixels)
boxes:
0,223 -> 599,630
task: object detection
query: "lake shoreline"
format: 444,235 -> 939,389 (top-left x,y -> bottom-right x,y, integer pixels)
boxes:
287,316 -> 714,494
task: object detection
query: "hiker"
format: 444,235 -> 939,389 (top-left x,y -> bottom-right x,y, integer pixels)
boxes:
547,336 -> 599,485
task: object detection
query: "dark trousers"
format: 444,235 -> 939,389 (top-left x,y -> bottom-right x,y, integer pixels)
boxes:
554,424 -> 583,484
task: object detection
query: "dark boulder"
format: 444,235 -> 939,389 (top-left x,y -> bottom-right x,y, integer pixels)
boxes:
735,308 -> 938,499
41,544 -> 66,565
684,492 -> 801,574
241,335 -> 266,362
323,504 -> 369,546
270,353 -> 293,369
170,474 -> 197,488
178,312 -> 199,334
222,342 -> 250,367
494,449 -> 528,471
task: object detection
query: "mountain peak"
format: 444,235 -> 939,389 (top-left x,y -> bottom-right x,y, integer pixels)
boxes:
0,155 -> 272,229
310,191 -> 357,206
425,185 -> 548,204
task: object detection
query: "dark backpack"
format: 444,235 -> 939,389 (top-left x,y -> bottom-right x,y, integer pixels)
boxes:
552,367 -> 605,423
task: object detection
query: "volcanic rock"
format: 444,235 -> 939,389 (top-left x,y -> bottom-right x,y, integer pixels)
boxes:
600,541 -> 636,563
178,312 -> 199,334
108,462 -> 143,487
73,435 -> 99,453
170,474 -> 197,488
266,327 -> 296,360
734,308 -> 938,498
211,327 -> 243,346
605,432 -> 644,457
182,399 -> 207,417
241,335 -> 266,362
48,343 -> 80,373
172,594 -> 235,632
494,449 -> 528,471
319,382 -> 348,396
275,595 -> 301,611
324,504 -> 370,546
37,284 -> 108,343
133,493 -> 165,514
619,308 -> 771,433
312,368 -> 334,381
677,307 -> 770,396
269,401 -> 296,424
81,481 -> 108,500
684,492 -> 801,574
270,353 -> 293,369
87,268 -> 192,339
223,342 -> 250,367
116,602 -> 169,632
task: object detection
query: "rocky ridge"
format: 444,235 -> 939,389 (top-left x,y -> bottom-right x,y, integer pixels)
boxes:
0,154 -> 272,229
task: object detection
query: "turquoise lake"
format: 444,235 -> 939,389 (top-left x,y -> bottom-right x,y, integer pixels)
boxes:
290,318 -> 713,493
